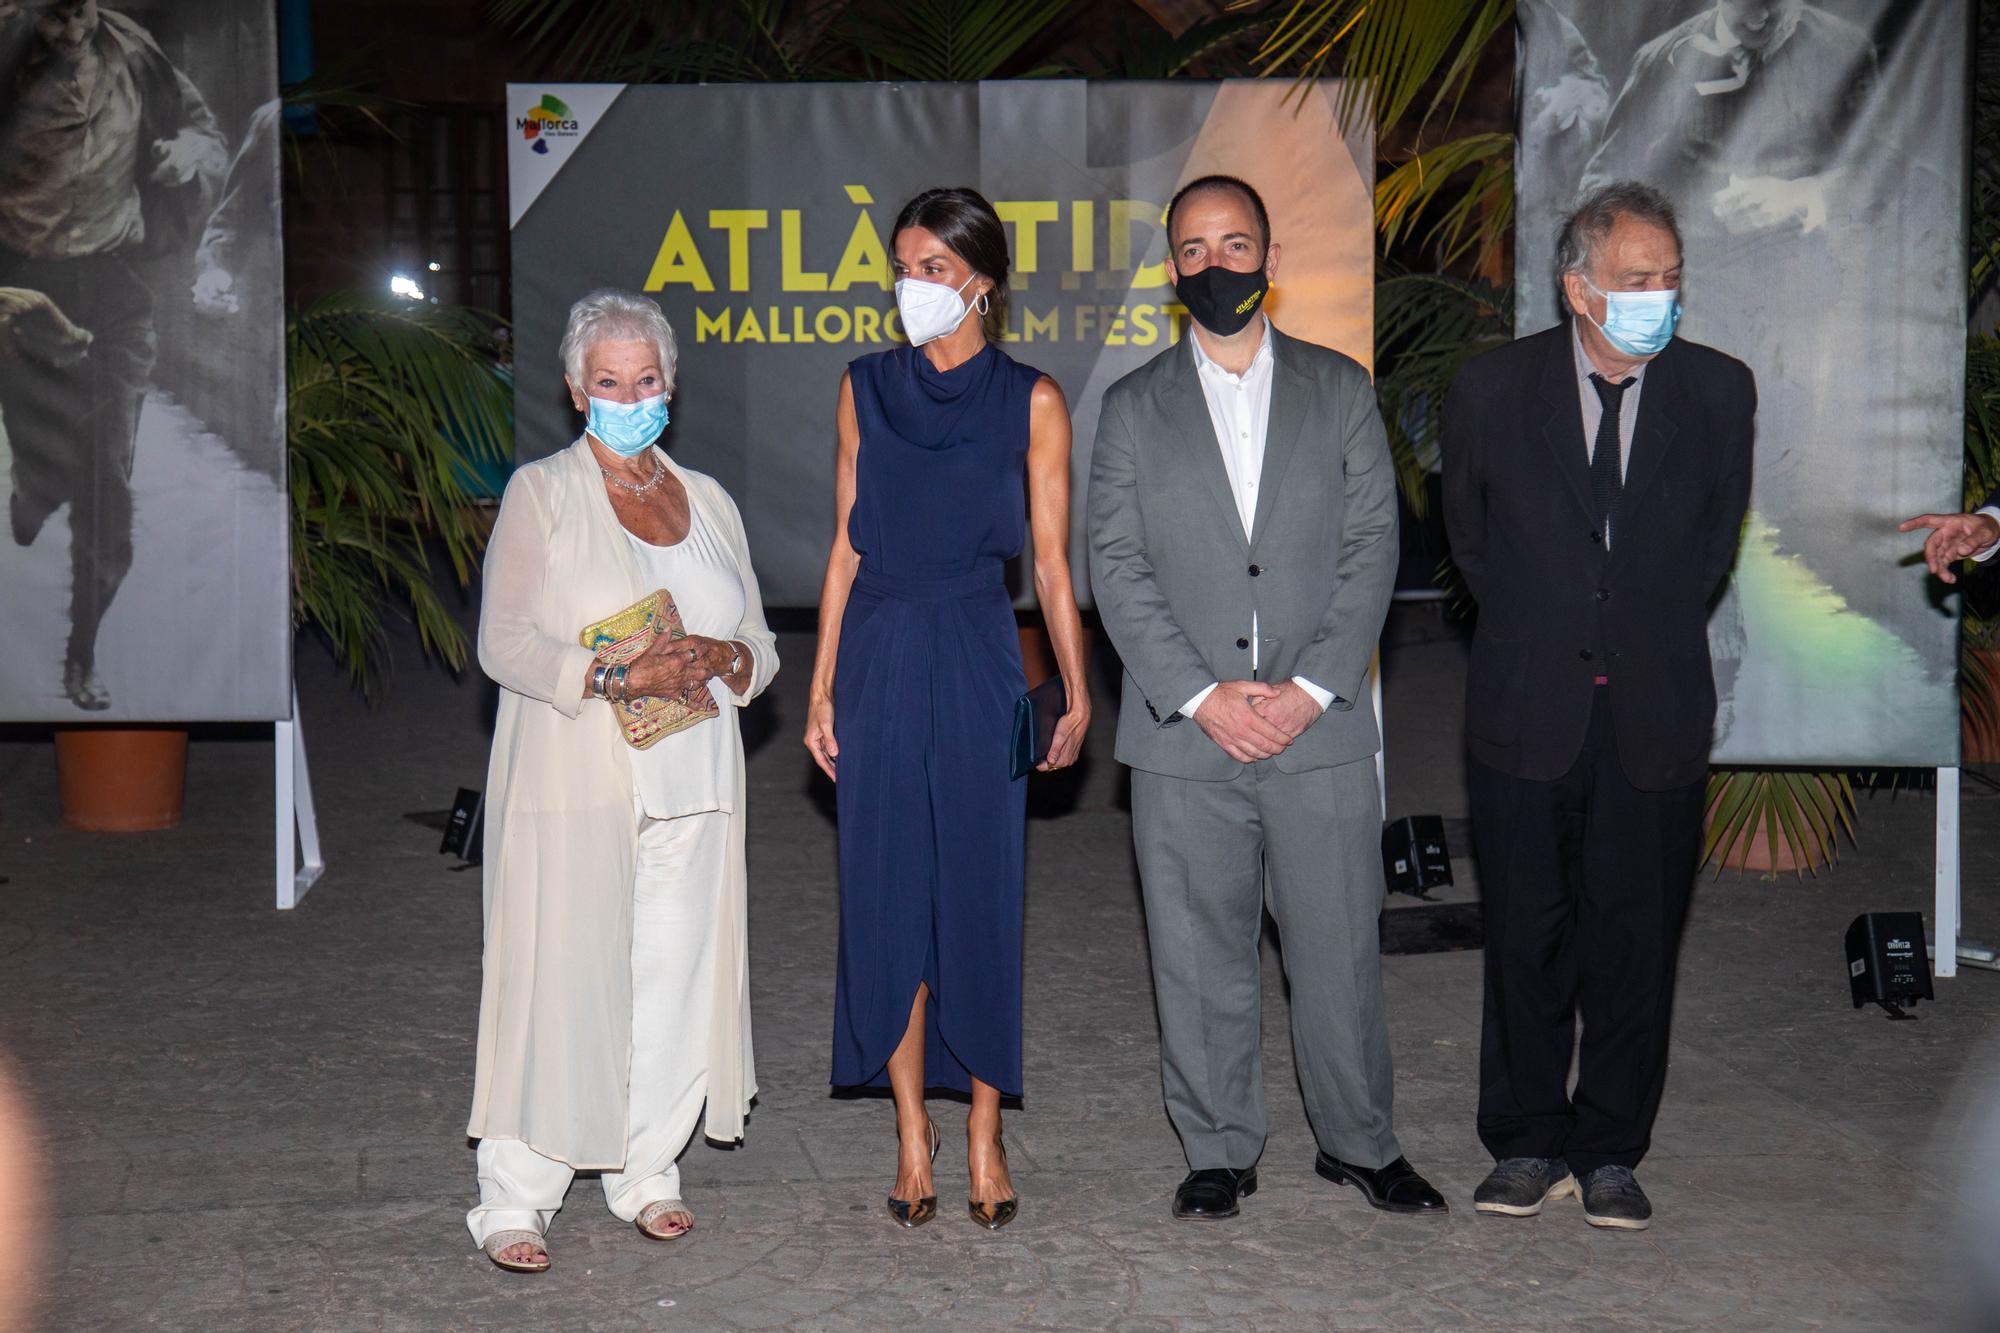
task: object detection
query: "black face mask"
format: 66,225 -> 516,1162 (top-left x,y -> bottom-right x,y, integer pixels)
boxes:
1173,262 -> 1270,337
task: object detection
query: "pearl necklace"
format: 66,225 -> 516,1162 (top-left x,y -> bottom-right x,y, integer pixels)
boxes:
601,455 -> 667,498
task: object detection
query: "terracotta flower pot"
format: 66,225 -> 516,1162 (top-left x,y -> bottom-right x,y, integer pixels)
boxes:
53,727 -> 188,832
1702,807 -> 1802,874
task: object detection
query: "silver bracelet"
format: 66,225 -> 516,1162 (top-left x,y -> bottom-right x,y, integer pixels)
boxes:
612,664 -> 629,702
727,642 -> 743,677
591,662 -> 610,699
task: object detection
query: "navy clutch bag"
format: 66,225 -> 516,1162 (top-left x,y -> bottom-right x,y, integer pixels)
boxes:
1010,675 -> 1068,780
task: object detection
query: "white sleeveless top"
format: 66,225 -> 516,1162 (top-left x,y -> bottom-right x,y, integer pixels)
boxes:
623,501 -> 745,819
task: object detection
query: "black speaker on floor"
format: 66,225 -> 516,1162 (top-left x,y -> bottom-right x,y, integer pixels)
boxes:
1382,815 -> 1452,896
1845,912 -> 1932,1019
440,787 -> 485,865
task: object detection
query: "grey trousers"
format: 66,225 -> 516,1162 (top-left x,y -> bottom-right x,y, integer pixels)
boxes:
1132,757 -> 1401,1171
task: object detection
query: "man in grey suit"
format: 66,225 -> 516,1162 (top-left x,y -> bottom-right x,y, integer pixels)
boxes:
1088,176 -> 1444,1220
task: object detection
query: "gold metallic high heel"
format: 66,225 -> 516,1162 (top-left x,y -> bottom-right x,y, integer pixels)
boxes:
886,1114 -> 941,1228
968,1135 -> 1019,1231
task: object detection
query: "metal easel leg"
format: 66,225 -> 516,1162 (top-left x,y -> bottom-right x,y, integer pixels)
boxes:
276,685 -> 326,910
1937,766 -> 1959,978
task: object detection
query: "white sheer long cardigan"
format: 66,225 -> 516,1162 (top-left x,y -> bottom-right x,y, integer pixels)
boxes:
466,437 -> 778,1168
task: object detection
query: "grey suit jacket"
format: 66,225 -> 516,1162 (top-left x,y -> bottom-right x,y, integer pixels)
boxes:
1087,325 -> 1400,782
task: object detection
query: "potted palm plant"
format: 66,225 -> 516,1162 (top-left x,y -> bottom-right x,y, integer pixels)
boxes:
53,294 -> 509,831
286,292 -> 512,696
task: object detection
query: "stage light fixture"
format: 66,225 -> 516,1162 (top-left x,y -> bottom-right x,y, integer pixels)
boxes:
1846,912 -> 1934,1020
440,787 -> 483,867
1382,814 -> 1452,897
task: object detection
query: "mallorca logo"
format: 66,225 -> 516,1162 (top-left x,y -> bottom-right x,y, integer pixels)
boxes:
518,94 -> 581,155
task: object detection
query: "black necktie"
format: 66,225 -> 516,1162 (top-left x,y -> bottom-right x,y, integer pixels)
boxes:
1588,373 -> 1633,547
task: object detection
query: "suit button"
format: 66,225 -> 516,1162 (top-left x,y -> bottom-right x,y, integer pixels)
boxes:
1248,564 -> 1263,577
1237,638 -> 1250,649
1588,530 -> 1601,543
1578,649 -> 1594,661
1596,588 -> 1611,601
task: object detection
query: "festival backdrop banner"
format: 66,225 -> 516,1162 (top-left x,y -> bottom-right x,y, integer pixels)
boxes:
0,0 -> 288,722
507,80 -> 1375,607
1516,0 -> 1968,767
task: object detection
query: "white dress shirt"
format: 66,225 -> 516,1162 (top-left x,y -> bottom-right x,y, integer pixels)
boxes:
1975,504 -> 2000,564
1572,322 -> 1647,552
1179,317 -> 1337,720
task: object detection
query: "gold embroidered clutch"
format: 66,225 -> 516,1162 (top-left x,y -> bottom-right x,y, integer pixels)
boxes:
579,588 -> 720,750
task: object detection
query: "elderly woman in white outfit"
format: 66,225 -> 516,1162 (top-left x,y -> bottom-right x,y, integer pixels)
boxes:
465,289 -> 778,1273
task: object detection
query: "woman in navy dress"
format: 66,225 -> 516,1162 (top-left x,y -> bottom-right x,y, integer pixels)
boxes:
805,188 -> 1090,1231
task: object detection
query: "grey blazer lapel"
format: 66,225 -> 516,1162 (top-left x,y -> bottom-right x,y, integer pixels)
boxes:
1249,333 -> 1309,548
1159,344 -> 1250,554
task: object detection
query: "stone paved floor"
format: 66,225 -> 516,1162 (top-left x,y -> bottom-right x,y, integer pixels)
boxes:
3,606 -> 1999,1330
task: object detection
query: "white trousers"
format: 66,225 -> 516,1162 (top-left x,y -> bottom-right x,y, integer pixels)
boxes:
466,805 -> 726,1245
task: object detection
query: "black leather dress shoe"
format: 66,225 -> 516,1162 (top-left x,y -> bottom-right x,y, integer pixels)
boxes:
1172,1166 -> 1258,1220
1314,1153 -> 1448,1215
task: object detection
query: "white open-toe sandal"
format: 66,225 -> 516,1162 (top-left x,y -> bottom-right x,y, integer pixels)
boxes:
635,1199 -> 694,1241
482,1228 -> 551,1273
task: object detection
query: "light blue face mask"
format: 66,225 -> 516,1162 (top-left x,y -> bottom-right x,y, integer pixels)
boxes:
585,392 -> 668,456
1583,278 -> 1682,358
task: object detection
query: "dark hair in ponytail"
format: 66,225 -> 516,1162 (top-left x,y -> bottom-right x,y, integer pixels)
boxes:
892,187 -> 1010,343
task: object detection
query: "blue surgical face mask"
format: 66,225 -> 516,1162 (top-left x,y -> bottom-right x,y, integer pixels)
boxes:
584,391 -> 668,456
1582,278 -> 1681,358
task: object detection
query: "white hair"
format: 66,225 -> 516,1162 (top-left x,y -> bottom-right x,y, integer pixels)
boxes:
559,288 -> 678,394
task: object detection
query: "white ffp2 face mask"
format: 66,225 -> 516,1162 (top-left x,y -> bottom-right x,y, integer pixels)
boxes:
894,273 -> 980,346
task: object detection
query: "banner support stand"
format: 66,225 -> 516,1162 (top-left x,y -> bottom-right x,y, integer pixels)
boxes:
1936,766 -> 1959,978
276,683 -> 324,910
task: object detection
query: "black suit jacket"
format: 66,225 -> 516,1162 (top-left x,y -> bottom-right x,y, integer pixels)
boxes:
1441,324 -> 1755,791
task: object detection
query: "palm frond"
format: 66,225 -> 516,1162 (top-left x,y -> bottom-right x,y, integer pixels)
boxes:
1254,2 -> 1515,269
1966,334 -> 2000,503
1376,131 -> 1512,271
1373,268 -> 1510,515
845,0 -> 1074,82
1108,10 -> 1273,80
490,0 -> 857,84
490,0 -> 661,82
288,295 -> 512,697
1965,633 -> 2000,758
1972,0 -> 2000,304
1257,0 -> 1513,134
1701,768 -> 1857,878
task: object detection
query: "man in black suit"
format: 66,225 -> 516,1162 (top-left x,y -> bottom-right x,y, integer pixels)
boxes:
1442,181 -> 1754,1231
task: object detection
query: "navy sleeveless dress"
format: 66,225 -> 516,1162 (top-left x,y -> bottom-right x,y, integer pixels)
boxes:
830,342 -> 1042,1096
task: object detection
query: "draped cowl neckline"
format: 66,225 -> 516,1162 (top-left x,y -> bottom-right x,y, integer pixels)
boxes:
871,342 -> 1000,450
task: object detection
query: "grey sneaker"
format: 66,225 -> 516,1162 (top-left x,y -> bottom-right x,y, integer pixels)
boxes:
1473,1157 -> 1575,1216
1578,1165 -> 1652,1230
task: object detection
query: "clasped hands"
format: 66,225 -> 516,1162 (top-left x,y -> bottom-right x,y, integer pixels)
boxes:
623,633 -> 735,699
1192,680 -> 1322,765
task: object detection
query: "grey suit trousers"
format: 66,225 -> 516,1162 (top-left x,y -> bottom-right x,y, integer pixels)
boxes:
1132,756 -> 1401,1172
